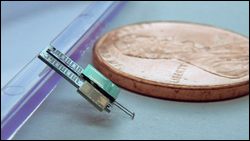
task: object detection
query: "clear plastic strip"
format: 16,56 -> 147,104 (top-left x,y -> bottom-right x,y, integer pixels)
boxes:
1,1 -> 127,140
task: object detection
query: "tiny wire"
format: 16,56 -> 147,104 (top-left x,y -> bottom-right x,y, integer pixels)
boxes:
115,104 -> 133,117
114,101 -> 134,115
114,101 -> 134,118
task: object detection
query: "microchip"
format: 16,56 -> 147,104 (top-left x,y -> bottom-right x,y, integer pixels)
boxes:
38,44 -> 135,119
81,64 -> 120,102
78,81 -> 110,111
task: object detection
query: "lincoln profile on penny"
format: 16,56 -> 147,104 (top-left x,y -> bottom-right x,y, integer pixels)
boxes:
114,34 -> 249,79
93,22 -> 249,101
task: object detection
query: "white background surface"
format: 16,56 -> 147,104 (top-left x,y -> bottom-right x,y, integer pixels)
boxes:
1,1 -> 249,140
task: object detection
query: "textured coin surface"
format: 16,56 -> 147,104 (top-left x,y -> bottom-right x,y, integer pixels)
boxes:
93,21 -> 249,101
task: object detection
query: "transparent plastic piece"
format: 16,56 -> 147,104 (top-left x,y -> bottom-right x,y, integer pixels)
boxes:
1,1 -> 127,140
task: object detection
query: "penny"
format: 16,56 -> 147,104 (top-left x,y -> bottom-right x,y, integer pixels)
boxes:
93,21 -> 249,101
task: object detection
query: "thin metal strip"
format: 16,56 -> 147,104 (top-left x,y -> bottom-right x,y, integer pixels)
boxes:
38,49 -> 84,88
48,47 -> 84,76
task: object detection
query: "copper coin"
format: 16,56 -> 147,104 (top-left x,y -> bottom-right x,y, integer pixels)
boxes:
93,21 -> 249,101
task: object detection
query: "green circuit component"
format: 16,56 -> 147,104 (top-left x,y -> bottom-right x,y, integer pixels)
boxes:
81,64 -> 120,102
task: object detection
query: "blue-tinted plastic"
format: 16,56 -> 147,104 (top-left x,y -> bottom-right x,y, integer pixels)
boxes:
1,1 -> 127,140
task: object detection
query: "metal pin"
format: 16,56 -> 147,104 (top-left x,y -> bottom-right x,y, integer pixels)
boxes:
114,101 -> 135,120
